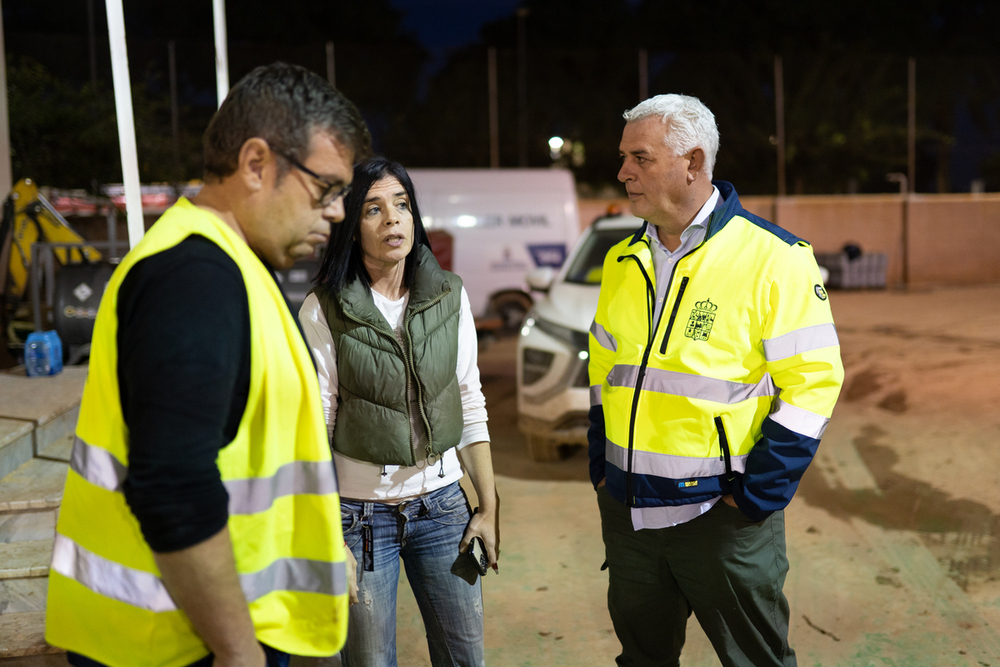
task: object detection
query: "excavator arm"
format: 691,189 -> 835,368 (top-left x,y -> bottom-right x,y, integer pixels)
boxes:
3,178 -> 102,304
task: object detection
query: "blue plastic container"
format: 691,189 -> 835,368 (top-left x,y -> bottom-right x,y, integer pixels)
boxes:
24,330 -> 64,377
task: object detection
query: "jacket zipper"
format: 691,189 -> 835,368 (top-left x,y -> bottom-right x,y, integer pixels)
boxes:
403,289 -> 452,461
618,254 -> 656,508
658,276 -> 690,354
714,416 -> 734,482
616,231 -> 707,505
341,308 -> 418,465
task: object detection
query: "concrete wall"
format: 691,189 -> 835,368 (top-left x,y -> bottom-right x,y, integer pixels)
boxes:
580,193 -> 1000,286
907,195 -> 1000,285
775,195 -> 905,284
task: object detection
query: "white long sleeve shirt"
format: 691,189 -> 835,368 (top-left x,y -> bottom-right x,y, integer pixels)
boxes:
299,286 -> 490,503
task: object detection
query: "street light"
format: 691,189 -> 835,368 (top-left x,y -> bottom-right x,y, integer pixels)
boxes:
548,136 -> 565,161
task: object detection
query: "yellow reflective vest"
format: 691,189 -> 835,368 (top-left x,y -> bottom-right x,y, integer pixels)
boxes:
46,198 -> 348,666
588,182 -> 844,520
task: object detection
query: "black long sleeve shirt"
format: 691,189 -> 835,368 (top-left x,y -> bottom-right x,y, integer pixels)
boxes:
118,236 -> 251,553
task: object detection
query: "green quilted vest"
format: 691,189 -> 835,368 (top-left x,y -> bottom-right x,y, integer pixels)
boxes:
313,246 -> 465,466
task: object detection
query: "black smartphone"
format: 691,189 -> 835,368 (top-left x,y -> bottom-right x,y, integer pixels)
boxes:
467,536 -> 488,576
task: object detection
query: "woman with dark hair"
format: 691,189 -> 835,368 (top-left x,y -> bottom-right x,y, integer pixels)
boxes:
299,156 -> 498,667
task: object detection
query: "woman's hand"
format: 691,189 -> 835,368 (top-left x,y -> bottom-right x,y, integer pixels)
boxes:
457,441 -> 500,572
460,506 -> 499,571
344,546 -> 360,604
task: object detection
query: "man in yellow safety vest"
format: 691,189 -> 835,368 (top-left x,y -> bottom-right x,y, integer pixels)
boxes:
589,94 -> 844,667
46,62 -> 371,667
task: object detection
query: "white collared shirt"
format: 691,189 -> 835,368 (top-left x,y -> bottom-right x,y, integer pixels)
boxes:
633,186 -> 720,530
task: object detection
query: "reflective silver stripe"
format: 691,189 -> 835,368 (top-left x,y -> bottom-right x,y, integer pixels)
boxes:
52,533 -> 347,611
769,399 -> 829,439
607,365 -> 777,404
70,435 -> 127,492
590,320 -> 618,352
590,384 -> 602,407
225,460 -> 339,516
241,557 -> 347,602
51,533 -> 178,612
72,437 -> 337,515
763,323 -> 839,362
606,437 -> 748,478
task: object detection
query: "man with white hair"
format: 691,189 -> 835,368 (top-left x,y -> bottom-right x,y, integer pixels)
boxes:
588,94 -> 844,666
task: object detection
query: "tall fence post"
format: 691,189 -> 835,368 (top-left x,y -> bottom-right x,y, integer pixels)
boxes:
887,173 -> 909,286
774,55 -> 786,198
168,40 -> 180,181
638,48 -> 648,101
87,0 -> 98,88
0,2 -> 12,202
488,46 -> 499,168
516,8 -> 529,167
326,41 -> 336,88
908,57 -> 916,193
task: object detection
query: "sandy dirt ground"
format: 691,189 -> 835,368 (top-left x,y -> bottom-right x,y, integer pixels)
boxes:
7,285 -> 998,667
382,284 -> 1000,667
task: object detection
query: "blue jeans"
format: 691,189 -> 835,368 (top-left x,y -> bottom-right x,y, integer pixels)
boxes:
340,481 -> 485,667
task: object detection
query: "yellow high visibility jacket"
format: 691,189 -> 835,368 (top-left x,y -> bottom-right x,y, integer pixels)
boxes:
588,182 -> 844,520
46,198 -> 348,666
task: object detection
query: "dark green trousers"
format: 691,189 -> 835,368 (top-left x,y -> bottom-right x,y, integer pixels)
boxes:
597,486 -> 796,667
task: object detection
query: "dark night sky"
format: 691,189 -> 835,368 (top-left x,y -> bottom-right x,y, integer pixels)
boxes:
387,0 -> 523,51
3,0 -> 1000,192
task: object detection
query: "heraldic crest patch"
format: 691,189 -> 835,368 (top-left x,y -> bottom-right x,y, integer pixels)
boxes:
684,298 -> 718,342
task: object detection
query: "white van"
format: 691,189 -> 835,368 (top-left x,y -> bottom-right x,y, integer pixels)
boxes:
408,169 -> 580,329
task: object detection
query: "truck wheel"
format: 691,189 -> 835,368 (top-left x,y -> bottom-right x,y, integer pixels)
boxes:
491,292 -> 532,335
526,434 -> 562,462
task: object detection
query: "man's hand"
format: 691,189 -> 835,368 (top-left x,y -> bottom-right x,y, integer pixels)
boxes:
721,493 -> 738,507
153,527 -> 263,667
211,644 -> 266,667
345,546 -> 359,605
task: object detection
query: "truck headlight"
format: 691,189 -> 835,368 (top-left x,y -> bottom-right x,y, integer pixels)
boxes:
533,317 -> 589,351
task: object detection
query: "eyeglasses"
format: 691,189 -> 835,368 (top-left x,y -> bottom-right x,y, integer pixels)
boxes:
276,151 -> 351,207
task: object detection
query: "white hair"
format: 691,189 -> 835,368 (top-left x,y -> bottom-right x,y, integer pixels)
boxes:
623,94 -> 719,180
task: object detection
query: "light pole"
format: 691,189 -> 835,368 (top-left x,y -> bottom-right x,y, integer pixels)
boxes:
105,0 -> 144,246
213,0 -> 229,108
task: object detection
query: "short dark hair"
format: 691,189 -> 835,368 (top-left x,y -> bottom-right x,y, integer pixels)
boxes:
314,157 -> 431,295
203,62 -> 372,181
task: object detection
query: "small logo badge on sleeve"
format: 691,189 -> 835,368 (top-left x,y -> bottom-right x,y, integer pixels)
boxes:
814,284 -> 828,301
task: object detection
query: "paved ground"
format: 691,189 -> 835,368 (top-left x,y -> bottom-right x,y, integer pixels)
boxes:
5,284 -> 999,666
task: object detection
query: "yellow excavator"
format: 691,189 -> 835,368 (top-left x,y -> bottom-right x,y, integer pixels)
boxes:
2,178 -> 102,304
1,178 -> 104,360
